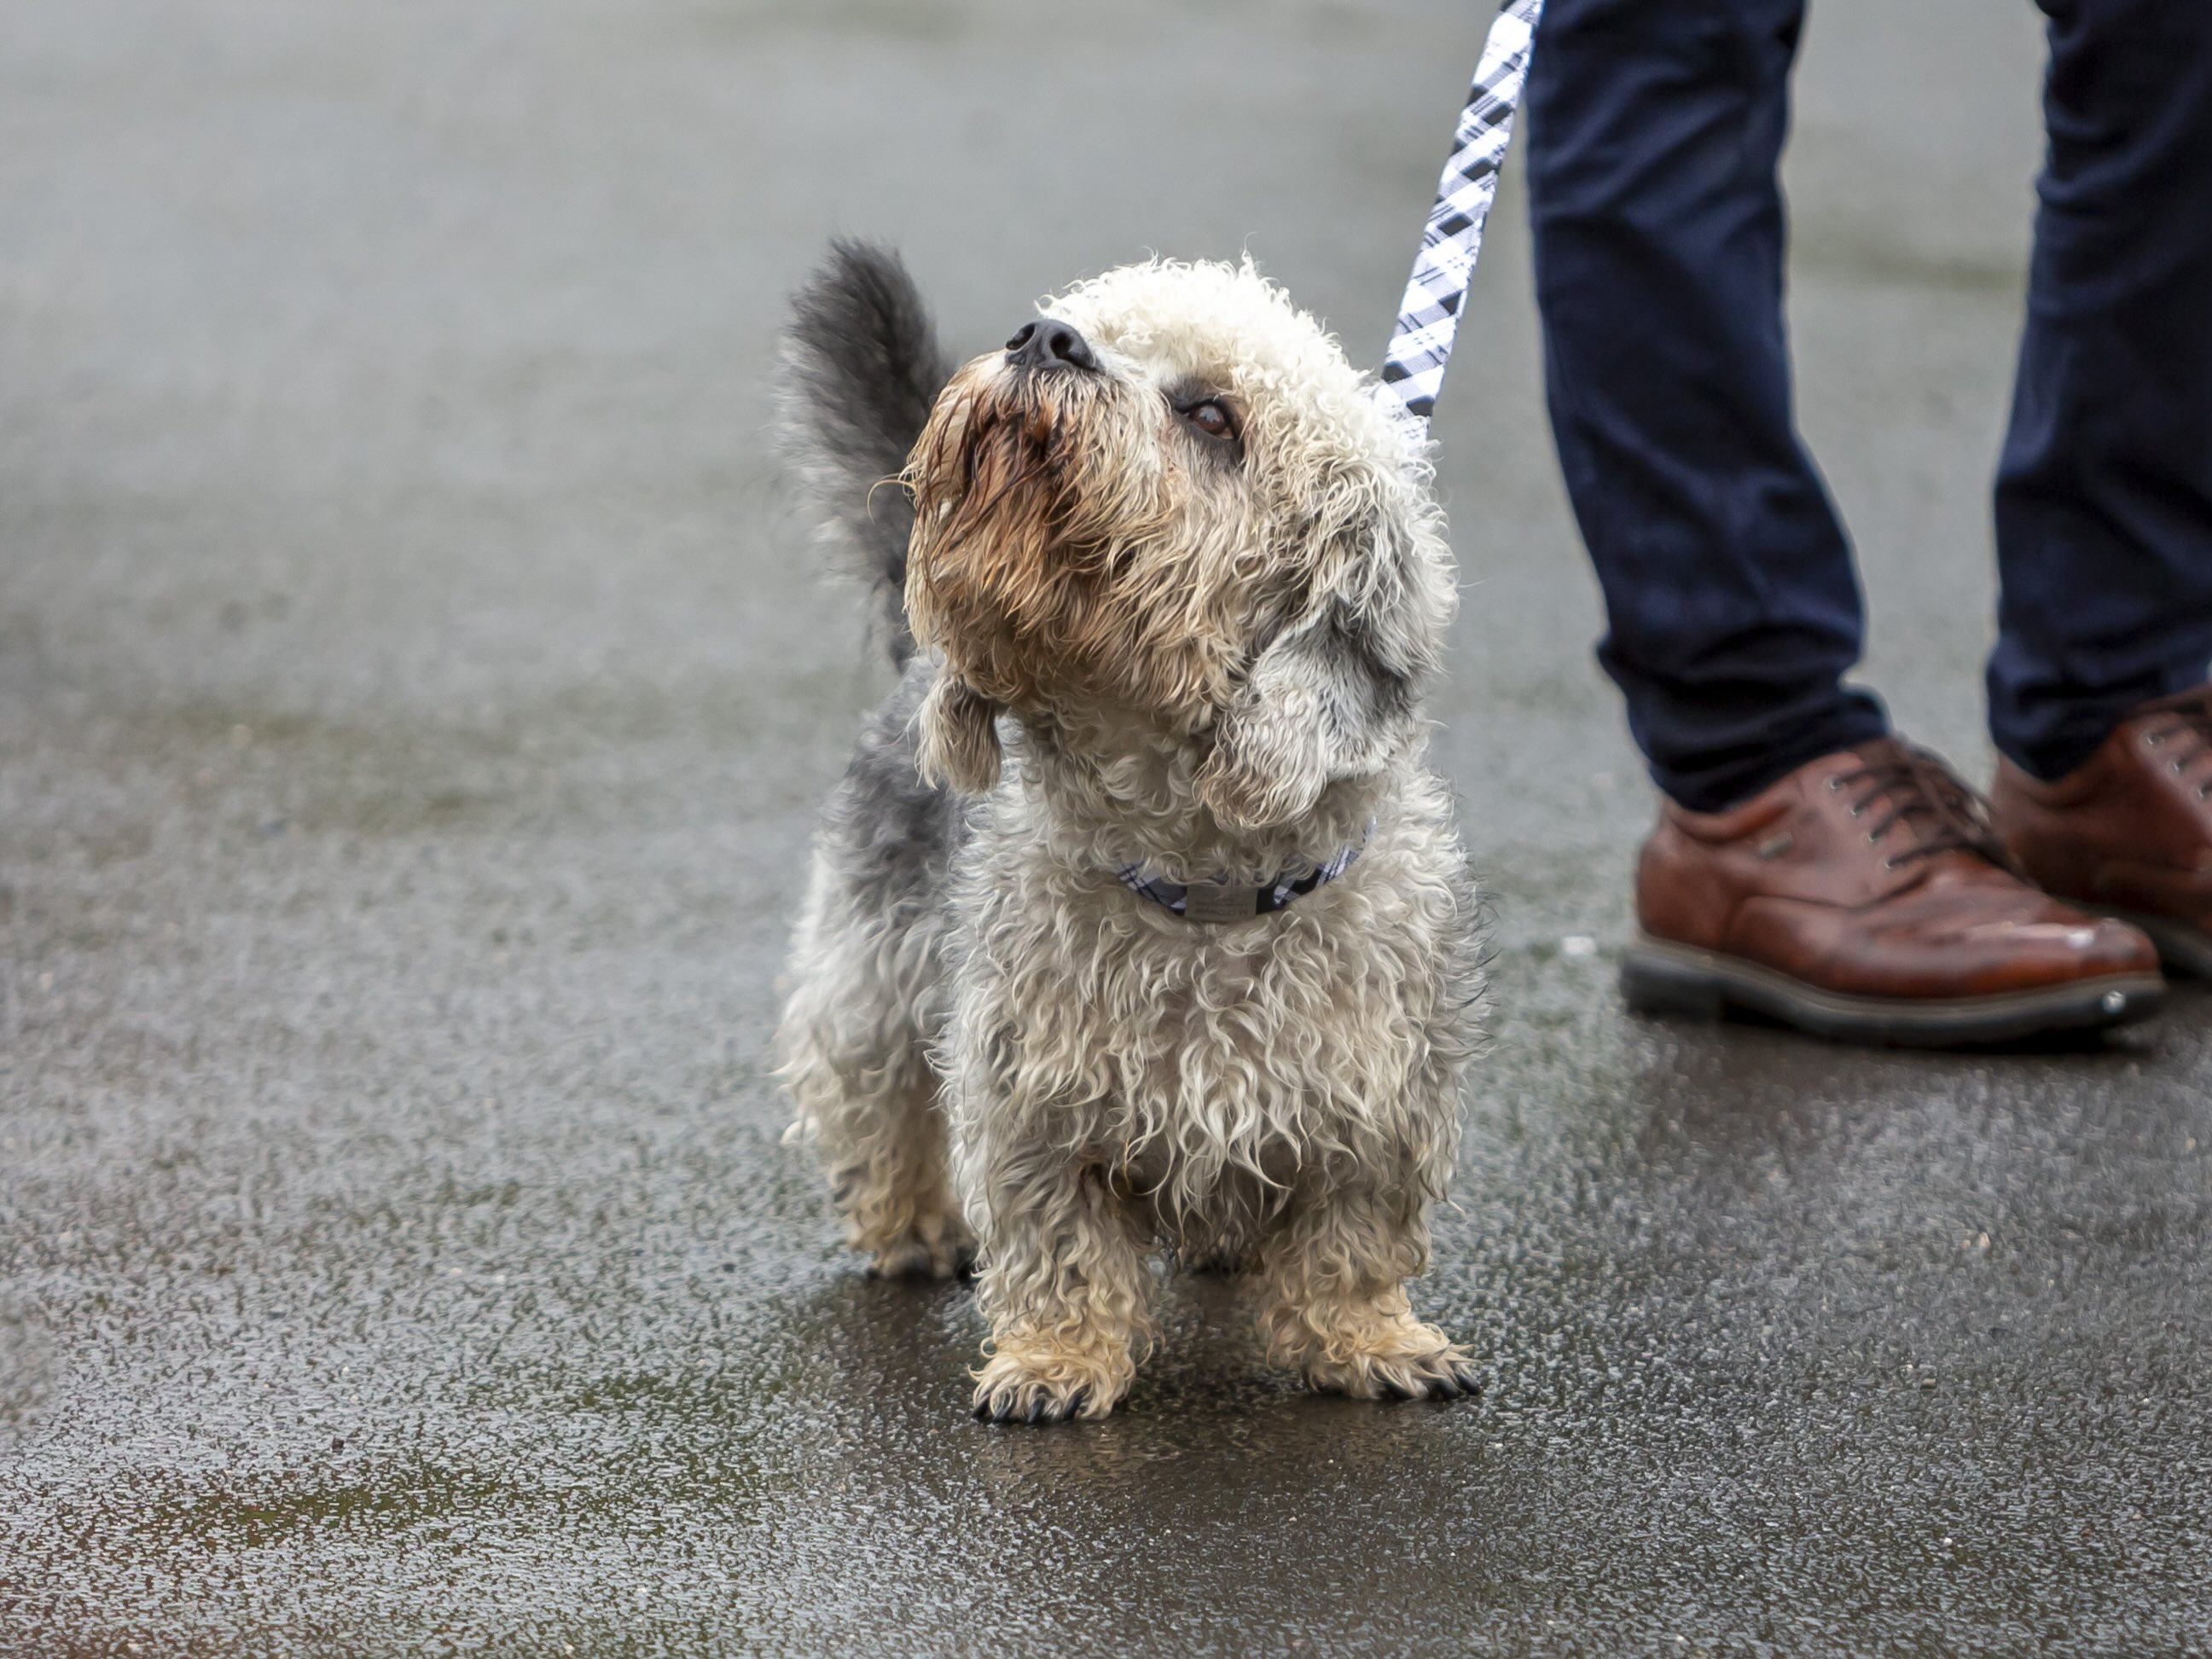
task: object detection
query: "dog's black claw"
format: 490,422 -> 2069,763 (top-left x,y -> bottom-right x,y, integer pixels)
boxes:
1432,1364 -> 1467,1398
1369,1357 -> 1483,1402
979,1387 -> 1089,1424
974,1391 -> 1007,1421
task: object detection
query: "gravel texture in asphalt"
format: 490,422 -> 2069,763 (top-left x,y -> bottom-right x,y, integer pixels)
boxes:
3,1 -> 2208,1653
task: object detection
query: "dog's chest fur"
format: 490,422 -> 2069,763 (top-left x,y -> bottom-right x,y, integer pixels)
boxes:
938,757 -> 1484,1238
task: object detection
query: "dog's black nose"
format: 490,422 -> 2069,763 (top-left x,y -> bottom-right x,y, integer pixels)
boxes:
1005,319 -> 1098,373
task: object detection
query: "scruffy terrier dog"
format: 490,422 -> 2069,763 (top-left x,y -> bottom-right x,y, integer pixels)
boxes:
775,241 -> 1485,1422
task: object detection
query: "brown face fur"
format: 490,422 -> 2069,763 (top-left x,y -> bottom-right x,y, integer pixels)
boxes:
903,351 -> 1262,731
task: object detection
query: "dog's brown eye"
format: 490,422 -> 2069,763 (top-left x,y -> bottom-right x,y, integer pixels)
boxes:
1183,400 -> 1235,440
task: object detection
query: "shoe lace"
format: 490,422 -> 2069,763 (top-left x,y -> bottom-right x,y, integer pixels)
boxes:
2135,684 -> 2212,801
1826,741 -> 2018,873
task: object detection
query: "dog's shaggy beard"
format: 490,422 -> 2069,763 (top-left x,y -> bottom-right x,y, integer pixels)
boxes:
906,360 -> 1237,722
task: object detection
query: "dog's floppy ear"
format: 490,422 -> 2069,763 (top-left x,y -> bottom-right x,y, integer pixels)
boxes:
1198,481 -> 1452,832
916,672 -> 1003,793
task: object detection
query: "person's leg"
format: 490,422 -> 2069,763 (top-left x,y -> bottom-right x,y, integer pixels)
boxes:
1525,0 -> 1885,813
1983,0 -> 2212,978
1530,0 -> 2168,1042
1988,0 -> 2212,780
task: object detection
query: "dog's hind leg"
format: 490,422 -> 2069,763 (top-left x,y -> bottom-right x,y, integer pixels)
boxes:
777,659 -> 975,1279
967,1163 -> 1149,1423
778,850 -> 972,1280
1255,1182 -> 1481,1401
785,1045 -> 968,1279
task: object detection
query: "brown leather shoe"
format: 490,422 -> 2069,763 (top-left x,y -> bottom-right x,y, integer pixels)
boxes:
1989,686 -> 2212,977
1622,736 -> 2164,1046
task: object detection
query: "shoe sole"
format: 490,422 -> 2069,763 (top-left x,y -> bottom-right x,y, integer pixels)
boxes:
2076,906 -> 2212,980
1621,933 -> 2167,1049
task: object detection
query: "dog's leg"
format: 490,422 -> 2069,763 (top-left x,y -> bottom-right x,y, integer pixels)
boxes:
783,1028 -> 972,1279
969,1165 -> 1148,1423
778,856 -> 973,1280
823,1075 -> 969,1280
1256,1186 -> 1480,1401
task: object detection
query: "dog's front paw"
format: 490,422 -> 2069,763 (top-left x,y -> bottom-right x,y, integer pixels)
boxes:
1301,1321 -> 1484,1403
970,1339 -> 1129,1424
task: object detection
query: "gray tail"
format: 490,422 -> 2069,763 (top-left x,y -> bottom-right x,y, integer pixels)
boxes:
777,240 -> 950,670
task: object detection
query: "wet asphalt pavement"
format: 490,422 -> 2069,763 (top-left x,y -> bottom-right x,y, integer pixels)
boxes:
3,0 -> 2209,1652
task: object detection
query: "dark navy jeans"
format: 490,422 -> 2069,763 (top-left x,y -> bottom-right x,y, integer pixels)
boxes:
1524,0 -> 2212,811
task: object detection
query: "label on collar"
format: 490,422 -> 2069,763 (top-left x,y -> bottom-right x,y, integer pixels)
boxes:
1179,881 -> 1262,925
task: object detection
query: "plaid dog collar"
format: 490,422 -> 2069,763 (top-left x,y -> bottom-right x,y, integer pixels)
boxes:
1115,822 -> 1373,925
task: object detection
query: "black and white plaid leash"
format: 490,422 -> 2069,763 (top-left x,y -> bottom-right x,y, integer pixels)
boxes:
1376,0 -> 1543,436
